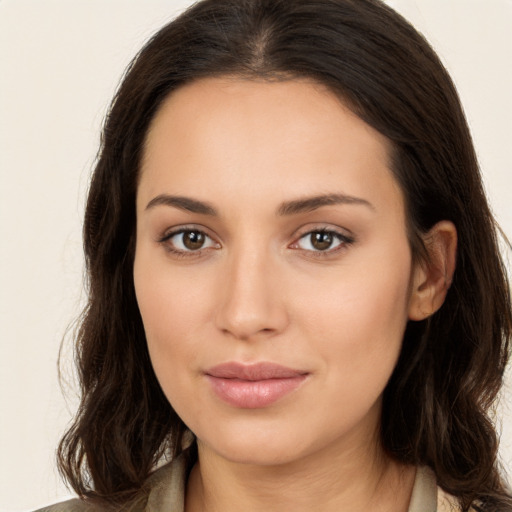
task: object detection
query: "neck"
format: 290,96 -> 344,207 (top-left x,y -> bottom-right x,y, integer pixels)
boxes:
185,428 -> 415,512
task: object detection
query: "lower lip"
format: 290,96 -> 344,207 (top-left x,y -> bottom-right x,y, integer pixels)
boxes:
206,375 -> 307,409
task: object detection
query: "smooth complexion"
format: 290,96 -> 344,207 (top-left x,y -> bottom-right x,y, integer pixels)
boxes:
134,78 -> 456,512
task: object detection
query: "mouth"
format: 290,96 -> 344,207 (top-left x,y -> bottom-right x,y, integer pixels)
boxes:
205,362 -> 309,409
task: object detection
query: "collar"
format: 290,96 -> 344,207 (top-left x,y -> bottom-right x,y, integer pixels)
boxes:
146,457 -> 445,512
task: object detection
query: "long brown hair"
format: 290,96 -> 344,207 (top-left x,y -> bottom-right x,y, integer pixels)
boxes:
58,0 -> 512,510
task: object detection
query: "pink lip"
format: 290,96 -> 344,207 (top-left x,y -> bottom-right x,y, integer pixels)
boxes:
205,362 -> 308,409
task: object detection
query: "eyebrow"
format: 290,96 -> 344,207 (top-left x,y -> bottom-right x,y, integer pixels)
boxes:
145,194 -> 217,215
277,193 -> 375,216
145,192 -> 374,216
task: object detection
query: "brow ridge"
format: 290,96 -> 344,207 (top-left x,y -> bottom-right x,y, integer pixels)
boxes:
145,192 -> 373,217
145,194 -> 217,215
277,193 -> 374,216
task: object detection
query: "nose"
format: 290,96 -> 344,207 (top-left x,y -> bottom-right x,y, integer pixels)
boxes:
214,244 -> 289,341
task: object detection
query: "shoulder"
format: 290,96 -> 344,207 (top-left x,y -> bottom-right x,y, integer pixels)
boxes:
33,496 -> 147,512
33,454 -> 187,512
32,498 -> 104,512
412,466 -> 488,512
143,452 -> 187,510
438,483 -> 497,512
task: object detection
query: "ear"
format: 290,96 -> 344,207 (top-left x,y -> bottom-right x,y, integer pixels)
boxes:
408,221 -> 457,321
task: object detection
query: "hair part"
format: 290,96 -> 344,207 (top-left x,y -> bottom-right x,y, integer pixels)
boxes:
58,1 -> 512,509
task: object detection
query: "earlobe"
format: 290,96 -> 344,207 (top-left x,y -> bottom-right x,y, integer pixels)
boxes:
408,221 -> 457,321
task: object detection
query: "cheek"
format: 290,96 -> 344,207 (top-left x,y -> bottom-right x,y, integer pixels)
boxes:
294,242 -> 413,380
295,258 -> 412,439
133,248 -> 212,391
134,238 -> 215,332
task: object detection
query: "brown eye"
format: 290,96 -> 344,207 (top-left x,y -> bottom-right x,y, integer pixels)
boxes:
295,229 -> 353,253
310,231 -> 334,251
183,230 -> 206,250
162,229 -> 218,253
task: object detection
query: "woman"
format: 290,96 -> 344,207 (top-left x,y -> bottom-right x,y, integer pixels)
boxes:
39,0 -> 511,510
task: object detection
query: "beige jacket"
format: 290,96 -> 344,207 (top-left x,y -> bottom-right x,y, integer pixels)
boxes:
34,458 -> 476,512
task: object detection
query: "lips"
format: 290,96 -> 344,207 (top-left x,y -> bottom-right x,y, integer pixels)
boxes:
205,362 -> 308,409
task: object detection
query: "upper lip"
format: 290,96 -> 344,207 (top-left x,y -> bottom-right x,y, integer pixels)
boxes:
205,362 -> 308,381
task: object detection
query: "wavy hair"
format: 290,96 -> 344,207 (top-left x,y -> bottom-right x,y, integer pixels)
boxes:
58,0 -> 512,510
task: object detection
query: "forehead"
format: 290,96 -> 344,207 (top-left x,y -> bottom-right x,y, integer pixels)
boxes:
143,76 -> 391,158
139,77 -> 402,216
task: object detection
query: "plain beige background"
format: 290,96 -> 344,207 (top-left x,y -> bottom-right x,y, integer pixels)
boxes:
0,1 -> 511,510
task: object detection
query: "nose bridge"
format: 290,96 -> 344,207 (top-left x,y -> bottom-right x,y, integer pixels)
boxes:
215,236 -> 287,339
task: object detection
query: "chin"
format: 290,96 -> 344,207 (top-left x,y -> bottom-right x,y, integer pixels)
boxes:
205,441 -> 306,467
195,422 -> 313,467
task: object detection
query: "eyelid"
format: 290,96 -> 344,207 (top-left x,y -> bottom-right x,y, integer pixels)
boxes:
288,224 -> 355,254
158,223 -> 216,240
290,223 -> 355,241
157,225 -> 221,255
156,223 -> 354,258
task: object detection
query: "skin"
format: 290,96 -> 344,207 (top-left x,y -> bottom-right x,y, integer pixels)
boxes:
133,77 -> 456,512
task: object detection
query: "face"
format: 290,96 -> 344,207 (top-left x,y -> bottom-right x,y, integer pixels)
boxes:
134,77 -> 418,467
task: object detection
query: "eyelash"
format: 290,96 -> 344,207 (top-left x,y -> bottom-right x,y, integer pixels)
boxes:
158,227 -> 220,258
291,228 -> 355,257
158,227 -> 355,258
